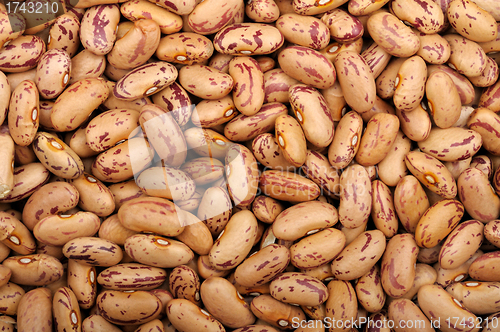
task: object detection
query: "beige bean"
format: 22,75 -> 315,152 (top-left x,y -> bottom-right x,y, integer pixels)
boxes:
458,168 -> 500,222
394,175 -> 430,233
8,80 -> 39,147
415,199 -> 464,248
69,50 -> 106,84
334,50 -> 376,113
166,299 -> 225,332
168,265 -> 200,305
225,144 -> 259,207
290,228 -> 345,269
356,265 -> 386,313
174,210 -> 214,255
467,108 -> 500,156
485,220 -> 500,248
92,137 -> 154,183
415,31 -> 451,65
264,68 -> 299,104
184,127 -> 232,159
235,244 -> 290,287
3,254 -> 62,285
302,150 -> 340,197
17,288 -> 53,331
0,11 -> 25,49
367,12 -> 420,57
48,14 -> 80,57
278,46 -> 336,90
289,84 -> 334,147
79,4 -> 120,56
405,151 -> 457,199
251,294 -> 306,329
435,250 -> 482,287
156,32 -> 213,65
124,234 -> 193,268
53,287 -> 82,332
356,113 -> 399,166
229,56 -> 265,116
273,201 -> 338,241
214,23 -> 284,55
188,0 -> 241,35
22,182 -> 79,230
63,237 -> 123,266
331,230 -> 386,280
97,290 -> 162,325
121,0 -> 182,35
0,282 -> 24,315
0,163 -> 50,203
67,259 -> 97,309
396,104 -> 432,142
192,96 -> 237,129
277,13 -> 329,49
32,131 -> 84,179
390,0 -> 444,34
50,78 -> 109,132
328,111 -> 363,170
82,315 -> 124,332
274,114 -> 307,167
338,164 -> 372,229
428,64 -> 476,105
418,127 -> 482,162
34,212 -> 100,246
118,196 -> 184,236
209,210 -> 258,270
393,56 -> 427,112
252,196 -> 283,224
107,19 -> 160,70
270,272 -> 328,306
447,0 -> 497,43
259,170 -> 320,202
444,34 -> 487,78
371,180 -> 398,237
361,41 -> 392,79
70,173 -> 115,216
86,109 -> 140,152
179,64 -> 233,100
97,263 -> 166,291
114,62 -> 178,101
201,277 -> 255,328
418,284 -> 480,332
0,127 -> 14,200
447,281 -> 500,315
293,0 -> 348,15
325,279 -> 357,332
252,133 -> 297,171
469,251 -> 500,282
439,220 -> 484,270
381,234 -> 419,298
0,35 -> 45,73
136,166 -> 195,201
388,298 -> 434,332
0,211 -> 36,255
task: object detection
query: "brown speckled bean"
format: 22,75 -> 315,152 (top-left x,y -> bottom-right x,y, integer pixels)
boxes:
166,298 -> 225,332
63,237 -> 123,266
277,13 -> 330,50
278,46 -> 335,90
3,253 -> 63,285
97,290 -> 162,325
381,233 -> 419,298
16,288 -> 53,332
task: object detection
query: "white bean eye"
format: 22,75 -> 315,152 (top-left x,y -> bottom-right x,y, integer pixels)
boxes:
278,320 -> 289,327
176,55 -> 187,61
146,87 -> 158,95
31,108 -> 38,121
70,311 -> 78,325
278,135 -> 285,148
156,239 -> 170,245
9,236 -> 19,245
51,140 -> 63,149
63,73 -> 69,84
240,50 -> 252,54
19,258 -> 32,264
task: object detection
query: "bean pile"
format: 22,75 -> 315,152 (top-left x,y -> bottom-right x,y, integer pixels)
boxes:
1,0 -> 500,331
